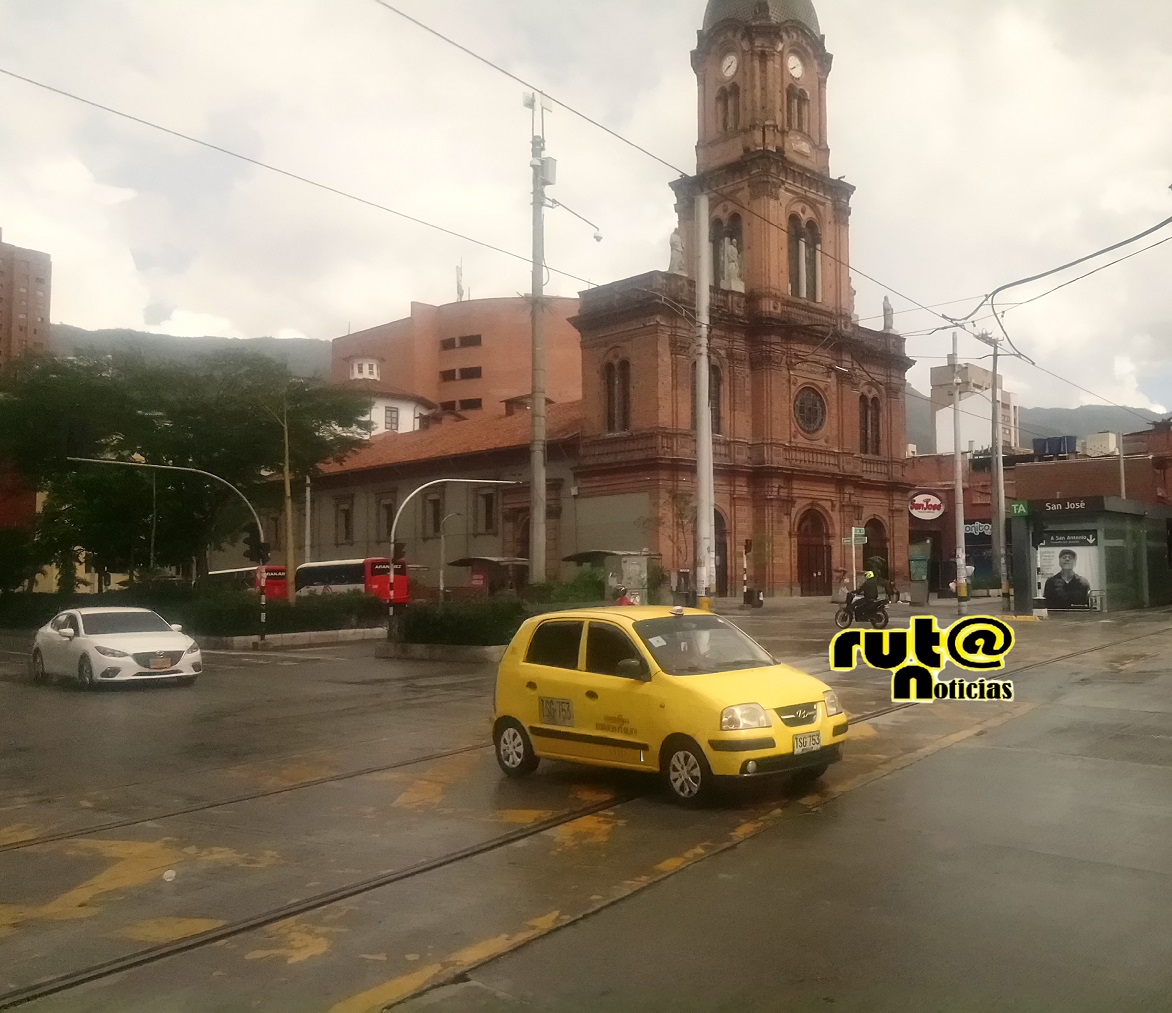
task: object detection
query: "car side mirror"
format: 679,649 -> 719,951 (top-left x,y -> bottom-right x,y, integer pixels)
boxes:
59,629 -> 75,640
616,658 -> 651,681
170,624 -> 183,633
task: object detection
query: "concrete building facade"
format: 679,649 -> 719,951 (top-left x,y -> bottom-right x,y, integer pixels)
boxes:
0,228 -> 52,368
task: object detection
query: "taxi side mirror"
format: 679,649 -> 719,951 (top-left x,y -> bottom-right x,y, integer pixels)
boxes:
59,629 -> 76,641
617,658 -> 650,681
170,624 -> 183,633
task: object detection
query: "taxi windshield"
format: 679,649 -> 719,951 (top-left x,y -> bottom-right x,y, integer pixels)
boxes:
632,615 -> 775,675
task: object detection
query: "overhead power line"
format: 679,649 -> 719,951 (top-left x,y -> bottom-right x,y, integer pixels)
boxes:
0,64 -> 598,289
369,0 -> 958,326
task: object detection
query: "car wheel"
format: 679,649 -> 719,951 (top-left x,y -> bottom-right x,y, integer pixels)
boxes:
176,676 -> 197,688
790,763 -> 830,790
77,655 -> 97,691
31,650 -> 48,685
494,718 -> 539,778
661,736 -> 715,806
834,607 -> 853,630
870,609 -> 890,630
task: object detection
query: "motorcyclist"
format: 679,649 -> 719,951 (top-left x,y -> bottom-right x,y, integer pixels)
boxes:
614,585 -> 634,606
851,570 -> 886,620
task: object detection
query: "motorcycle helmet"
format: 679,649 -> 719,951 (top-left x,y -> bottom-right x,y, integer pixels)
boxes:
864,570 -> 875,579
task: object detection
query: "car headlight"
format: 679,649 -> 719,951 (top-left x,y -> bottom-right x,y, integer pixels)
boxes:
94,645 -> 129,658
185,643 -> 200,655
823,690 -> 843,717
721,703 -> 770,731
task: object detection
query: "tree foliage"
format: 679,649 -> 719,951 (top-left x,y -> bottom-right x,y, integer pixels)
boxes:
0,352 -> 372,576
0,527 -> 48,595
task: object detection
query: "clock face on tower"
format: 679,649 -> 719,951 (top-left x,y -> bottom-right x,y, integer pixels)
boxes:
787,54 -> 805,79
721,52 -> 739,78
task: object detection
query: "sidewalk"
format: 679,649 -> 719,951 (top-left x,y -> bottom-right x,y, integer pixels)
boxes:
711,594 -> 1039,624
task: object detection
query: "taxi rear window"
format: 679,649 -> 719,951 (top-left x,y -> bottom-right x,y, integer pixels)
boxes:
525,620 -> 583,669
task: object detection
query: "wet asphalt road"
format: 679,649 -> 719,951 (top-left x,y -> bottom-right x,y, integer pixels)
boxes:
1,609 -> 1170,1011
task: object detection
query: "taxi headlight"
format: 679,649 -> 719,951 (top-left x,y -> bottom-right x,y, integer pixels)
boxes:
823,690 -> 843,717
721,703 -> 770,731
185,643 -> 200,655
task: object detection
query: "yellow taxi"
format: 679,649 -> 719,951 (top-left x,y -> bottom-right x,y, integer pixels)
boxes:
492,606 -> 848,805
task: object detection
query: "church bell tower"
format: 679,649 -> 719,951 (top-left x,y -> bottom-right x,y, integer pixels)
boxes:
673,0 -> 855,318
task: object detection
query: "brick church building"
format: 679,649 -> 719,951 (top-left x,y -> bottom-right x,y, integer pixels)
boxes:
571,0 -> 913,595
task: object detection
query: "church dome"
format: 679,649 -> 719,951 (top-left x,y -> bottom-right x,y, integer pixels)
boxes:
702,0 -> 820,36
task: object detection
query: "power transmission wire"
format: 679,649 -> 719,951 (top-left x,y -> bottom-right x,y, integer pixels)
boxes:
0,64 -> 598,288
369,0 -> 958,326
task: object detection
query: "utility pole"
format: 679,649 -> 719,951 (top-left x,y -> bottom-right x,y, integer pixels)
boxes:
1118,433 -> 1127,498
527,92 -> 552,585
694,193 -> 715,610
439,512 -> 461,599
304,475 -> 312,565
951,333 -> 968,613
280,392 -> 297,606
149,471 -> 157,573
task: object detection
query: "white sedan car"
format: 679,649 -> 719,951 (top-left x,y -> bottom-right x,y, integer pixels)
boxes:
31,607 -> 203,689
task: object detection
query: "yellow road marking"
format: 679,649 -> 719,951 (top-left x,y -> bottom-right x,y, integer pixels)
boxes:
245,916 -> 345,965
333,702 -> 1035,1012
0,838 -> 280,935
553,812 -> 622,850
119,917 -> 227,943
391,753 -> 481,811
0,824 -> 39,847
494,809 -> 555,825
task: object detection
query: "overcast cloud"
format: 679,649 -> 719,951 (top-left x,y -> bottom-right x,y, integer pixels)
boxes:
1,0 -> 1170,411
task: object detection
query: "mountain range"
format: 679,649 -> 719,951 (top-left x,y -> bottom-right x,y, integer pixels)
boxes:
49,325 -> 1165,447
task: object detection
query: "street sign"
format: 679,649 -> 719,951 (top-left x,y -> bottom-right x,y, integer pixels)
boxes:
842,537 -> 868,546
852,527 -> 867,538
1011,501 -> 1029,517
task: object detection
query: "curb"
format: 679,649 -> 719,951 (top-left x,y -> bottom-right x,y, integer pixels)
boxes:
375,642 -> 506,664
199,627 -> 386,651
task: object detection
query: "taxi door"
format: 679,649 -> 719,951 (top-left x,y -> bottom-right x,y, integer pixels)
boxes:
518,618 -> 591,762
573,620 -> 662,769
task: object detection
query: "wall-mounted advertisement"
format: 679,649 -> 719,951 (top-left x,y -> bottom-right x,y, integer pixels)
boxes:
1035,531 -> 1101,610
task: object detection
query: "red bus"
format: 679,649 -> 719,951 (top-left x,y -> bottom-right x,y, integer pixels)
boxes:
201,566 -> 288,600
295,558 -> 402,602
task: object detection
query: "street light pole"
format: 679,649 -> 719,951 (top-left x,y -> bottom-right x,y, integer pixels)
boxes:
68,457 -> 270,642
951,334 -> 968,615
694,192 -> 715,610
439,512 -> 462,599
528,92 -> 550,587
976,329 -> 1011,612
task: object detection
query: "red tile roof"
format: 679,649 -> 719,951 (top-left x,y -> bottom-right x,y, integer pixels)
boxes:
320,400 -> 583,476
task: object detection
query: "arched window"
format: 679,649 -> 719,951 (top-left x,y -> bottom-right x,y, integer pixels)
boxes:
860,395 -> 882,455
606,359 -> 632,433
710,217 -> 725,281
869,396 -> 882,455
859,394 -> 871,454
787,86 -> 810,133
716,88 -> 729,134
728,84 -> 741,131
787,214 -> 802,297
804,221 -> 822,302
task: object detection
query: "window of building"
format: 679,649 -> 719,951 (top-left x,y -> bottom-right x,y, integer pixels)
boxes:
795,386 -> 827,435
458,366 -> 482,380
787,86 -> 810,134
691,361 -> 723,435
440,369 -> 457,382
476,490 -> 498,534
384,406 -> 400,432
425,494 -> 444,537
440,400 -> 456,411
605,360 -> 631,433
334,498 -> 354,545
805,221 -> 822,302
458,334 -> 482,348
716,87 -> 729,134
440,337 -> 457,351
860,395 -> 882,455
525,620 -> 584,669
459,398 -> 483,411
268,514 -> 283,549
379,495 -> 398,540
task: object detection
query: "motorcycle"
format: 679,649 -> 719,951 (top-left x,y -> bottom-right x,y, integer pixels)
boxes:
834,589 -> 891,630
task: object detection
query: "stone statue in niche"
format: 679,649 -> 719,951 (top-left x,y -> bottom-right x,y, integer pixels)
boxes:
722,237 -> 745,292
850,284 -> 860,323
882,295 -> 894,332
668,228 -> 685,275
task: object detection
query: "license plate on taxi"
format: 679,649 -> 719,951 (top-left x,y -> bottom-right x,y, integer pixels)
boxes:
150,657 -> 170,671
539,697 -> 574,727
793,731 -> 821,755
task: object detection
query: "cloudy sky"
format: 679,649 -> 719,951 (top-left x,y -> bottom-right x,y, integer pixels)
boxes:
1,0 -> 1170,411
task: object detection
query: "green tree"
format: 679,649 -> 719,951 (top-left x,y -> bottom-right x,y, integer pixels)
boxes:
0,527 -> 48,594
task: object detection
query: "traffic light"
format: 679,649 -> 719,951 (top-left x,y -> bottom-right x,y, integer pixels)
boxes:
243,528 -> 271,564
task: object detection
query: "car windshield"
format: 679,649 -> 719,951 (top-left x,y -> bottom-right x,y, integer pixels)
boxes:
632,615 -> 776,675
80,611 -> 175,635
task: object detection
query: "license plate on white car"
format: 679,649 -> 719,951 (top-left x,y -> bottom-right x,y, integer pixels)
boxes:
793,731 -> 821,755
150,657 -> 170,670
539,697 -> 574,727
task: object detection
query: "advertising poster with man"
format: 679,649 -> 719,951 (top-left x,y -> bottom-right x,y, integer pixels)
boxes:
1035,532 -> 1101,610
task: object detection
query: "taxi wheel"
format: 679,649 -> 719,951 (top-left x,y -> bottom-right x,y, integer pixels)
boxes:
494,718 -> 539,778
661,736 -> 714,806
